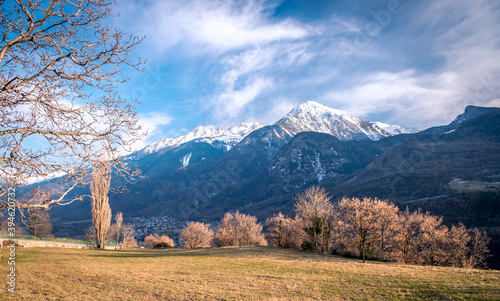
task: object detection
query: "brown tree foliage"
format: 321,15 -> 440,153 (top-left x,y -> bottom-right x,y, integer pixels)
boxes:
90,160 -> 112,249
0,0 -> 144,210
24,208 -> 52,239
180,222 -> 214,249
215,211 -> 267,247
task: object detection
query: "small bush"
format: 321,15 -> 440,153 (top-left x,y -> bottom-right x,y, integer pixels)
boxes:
142,234 -> 175,248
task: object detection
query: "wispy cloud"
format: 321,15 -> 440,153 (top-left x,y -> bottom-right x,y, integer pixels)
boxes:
116,0 -> 500,135
209,42 -> 315,124
212,76 -> 274,123
135,112 -> 174,149
122,0 -> 311,55
320,0 -> 500,127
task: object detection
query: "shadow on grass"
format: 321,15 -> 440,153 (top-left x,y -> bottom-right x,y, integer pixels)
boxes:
82,246 -> 323,260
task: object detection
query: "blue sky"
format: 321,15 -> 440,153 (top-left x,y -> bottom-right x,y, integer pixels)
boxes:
111,0 -> 500,148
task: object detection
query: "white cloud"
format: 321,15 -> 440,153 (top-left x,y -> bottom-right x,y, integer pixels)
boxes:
320,70 -> 458,126
123,0 -> 311,54
116,0 -> 500,130
135,111 -> 174,149
260,96 -> 299,124
212,76 -> 274,123
321,1 -> 500,128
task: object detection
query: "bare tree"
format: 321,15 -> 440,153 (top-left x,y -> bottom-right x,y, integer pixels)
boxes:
120,223 -> 135,241
23,208 -> 52,239
115,212 -> 123,247
85,224 -> 97,245
417,213 -> 448,266
294,186 -> 333,252
438,223 -> 490,268
91,160 -> 112,249
465,228 -> 490,268
336,197 -> 398,262
0,0 -> 145,210
215,211 -> 267,247
266,213 -> 306,249
181,222 -> 214,249
266,213 -> 287,247
392,208 -> 425,264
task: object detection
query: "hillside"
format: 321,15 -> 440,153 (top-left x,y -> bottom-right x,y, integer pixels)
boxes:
1,247 -> 499,300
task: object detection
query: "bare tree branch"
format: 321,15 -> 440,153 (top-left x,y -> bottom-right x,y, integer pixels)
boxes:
0,0 -> 145,209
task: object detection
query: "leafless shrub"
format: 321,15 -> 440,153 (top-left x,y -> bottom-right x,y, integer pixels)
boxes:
142,233 -> 174,248
181,222 -> 214,249
215,211 -> 267,247
122,236 -> 138,248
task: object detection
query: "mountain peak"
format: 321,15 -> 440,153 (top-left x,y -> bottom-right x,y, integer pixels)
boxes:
451,105 -> 500,125
275,101 -> 388,141
285,101 -> 352,120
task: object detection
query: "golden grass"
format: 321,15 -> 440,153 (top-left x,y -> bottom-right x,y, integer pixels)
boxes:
1,246 -> 499,300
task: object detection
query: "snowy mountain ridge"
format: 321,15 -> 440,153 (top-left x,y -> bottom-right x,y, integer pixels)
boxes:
374,122 -> 422,135
135,101 -> 421,158
139,122 -> 263,156
275,101 -> 419,141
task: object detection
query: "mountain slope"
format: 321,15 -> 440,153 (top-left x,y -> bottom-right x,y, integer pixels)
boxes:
322,108 -> 500,200
197,132 -> 409,219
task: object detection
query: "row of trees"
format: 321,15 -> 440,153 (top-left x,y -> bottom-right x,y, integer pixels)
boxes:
86,159 -> 491,269
133,212 -> 267,250
115,186 -> 489,269
265,187 -> 490,268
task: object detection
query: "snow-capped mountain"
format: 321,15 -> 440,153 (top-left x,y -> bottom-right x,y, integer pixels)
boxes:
134,101 -> 421,159
275,101 -> 395,140
373,122 -> 422,135
138,122 -> 263,156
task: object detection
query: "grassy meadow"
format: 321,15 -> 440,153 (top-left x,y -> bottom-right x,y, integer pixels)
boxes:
1,246 -> 499,300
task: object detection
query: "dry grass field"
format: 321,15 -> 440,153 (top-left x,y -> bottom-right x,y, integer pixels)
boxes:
1,246 -> 499,300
